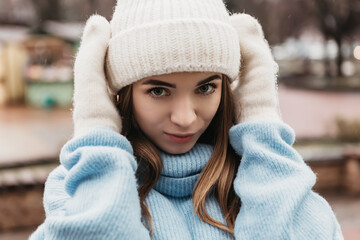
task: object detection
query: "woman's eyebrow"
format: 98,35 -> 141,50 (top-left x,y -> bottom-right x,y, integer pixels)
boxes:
196,74 -> 221,86
142,74 -> 221,88
142,80 -> 176,88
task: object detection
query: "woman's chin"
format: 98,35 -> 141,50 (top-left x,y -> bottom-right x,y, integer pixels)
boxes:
156,141 -> 197,155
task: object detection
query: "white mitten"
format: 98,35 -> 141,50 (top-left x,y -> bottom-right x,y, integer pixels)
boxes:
72,15 -> 122,137
230,13 -> 281,123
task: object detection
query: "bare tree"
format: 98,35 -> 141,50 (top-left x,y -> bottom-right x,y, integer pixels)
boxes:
30,0 -> 61,31
227,0 -> 360,78
225,0 -> 306,45
304,0 -> 360,77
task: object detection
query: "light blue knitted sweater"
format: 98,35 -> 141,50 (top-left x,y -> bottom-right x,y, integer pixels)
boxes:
29,121 -> 343,239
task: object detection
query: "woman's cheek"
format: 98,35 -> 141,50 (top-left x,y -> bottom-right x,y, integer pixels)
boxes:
141,100 -> 169,124
202,94 -> 221,120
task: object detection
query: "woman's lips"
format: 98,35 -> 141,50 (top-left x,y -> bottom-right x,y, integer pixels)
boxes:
165,133 -> 195,144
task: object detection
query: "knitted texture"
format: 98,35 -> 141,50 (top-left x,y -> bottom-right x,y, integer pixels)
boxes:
73,15 -> 122,137
230,14 -> 281,123
105,0 -> 240,92
30,122 -> 343,240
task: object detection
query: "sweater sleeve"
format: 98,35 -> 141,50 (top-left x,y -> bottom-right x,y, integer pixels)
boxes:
229,121 -> 344,240
29,126 -> 150,240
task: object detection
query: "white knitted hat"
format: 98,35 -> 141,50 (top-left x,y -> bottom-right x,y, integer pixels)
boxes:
106,0 -> 240,92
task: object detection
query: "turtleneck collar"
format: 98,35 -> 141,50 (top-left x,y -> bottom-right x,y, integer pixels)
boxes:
154,143 -> 214,198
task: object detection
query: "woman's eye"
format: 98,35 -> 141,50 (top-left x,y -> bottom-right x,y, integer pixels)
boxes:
197,84 -> 216,95
149,87 -> 168,97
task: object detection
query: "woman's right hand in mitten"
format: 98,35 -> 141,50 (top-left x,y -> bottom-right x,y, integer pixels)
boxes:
73,15 -> 122,138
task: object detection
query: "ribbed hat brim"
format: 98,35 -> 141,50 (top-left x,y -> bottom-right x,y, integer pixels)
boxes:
106,18 -> 240,92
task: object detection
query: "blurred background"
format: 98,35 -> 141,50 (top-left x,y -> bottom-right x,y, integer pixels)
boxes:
0,0 -> 359,239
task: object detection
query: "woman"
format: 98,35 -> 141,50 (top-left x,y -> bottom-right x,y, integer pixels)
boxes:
30,0 -> 343,239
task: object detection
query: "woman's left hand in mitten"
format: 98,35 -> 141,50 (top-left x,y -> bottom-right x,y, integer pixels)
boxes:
230,13 -> 281,124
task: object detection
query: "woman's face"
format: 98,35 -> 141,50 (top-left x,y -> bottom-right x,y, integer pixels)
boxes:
132,72 -> 222,154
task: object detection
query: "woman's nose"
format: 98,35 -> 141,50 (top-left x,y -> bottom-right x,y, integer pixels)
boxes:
170,98 -> 197,128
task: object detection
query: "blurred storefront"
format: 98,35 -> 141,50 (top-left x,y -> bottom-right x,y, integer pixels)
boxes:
1,36 -> 74,108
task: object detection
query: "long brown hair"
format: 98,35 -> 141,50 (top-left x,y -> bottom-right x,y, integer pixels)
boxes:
116,74 -> 241,237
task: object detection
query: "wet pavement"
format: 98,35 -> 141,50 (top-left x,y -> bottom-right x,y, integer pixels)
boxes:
278,85 -> 360,139
0,106 -> 73,166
